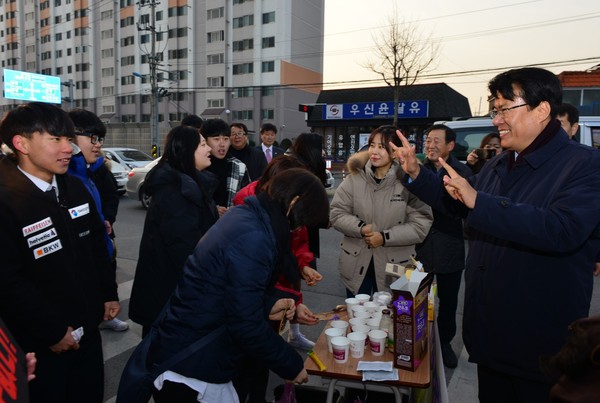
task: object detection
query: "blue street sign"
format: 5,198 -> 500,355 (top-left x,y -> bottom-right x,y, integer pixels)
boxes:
324,100 -> 429,120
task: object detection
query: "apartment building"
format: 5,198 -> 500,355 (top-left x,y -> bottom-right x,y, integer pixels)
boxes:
0,0 -> 324,148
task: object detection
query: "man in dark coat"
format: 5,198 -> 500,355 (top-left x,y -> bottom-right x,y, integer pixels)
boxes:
416,124 -> 472,369
0,102 -> 120,403
229,122 -> 267,181
392,67 -> 600,403
258,122 -> 285,163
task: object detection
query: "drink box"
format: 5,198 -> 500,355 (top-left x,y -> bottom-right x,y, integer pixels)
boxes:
389,270 -> 433,371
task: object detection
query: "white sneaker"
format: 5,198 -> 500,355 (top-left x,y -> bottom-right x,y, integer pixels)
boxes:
288,332 -> 315,350
99,318 -> 129,332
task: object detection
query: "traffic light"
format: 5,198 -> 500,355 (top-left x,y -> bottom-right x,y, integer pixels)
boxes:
298,104 -> 314,114
151,144 -> 158,158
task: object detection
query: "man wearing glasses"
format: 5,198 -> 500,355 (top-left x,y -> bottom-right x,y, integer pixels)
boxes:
392,67 -> 600,402
68,109 -> 129,333
228,122 -> 267,181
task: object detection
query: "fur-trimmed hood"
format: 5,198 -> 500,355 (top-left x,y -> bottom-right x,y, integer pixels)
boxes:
346,150 -> 405,181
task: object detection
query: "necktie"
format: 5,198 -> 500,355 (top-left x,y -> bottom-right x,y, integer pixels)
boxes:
46,186 -> 58,202
265,148 -> 272,163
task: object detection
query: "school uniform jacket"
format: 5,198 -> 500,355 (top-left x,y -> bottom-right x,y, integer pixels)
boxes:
0,156 -> 118,352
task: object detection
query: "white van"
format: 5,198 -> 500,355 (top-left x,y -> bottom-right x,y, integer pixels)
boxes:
436,116 -> 600,161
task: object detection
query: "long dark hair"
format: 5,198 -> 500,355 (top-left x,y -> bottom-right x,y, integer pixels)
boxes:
256,155 -> 305,192
160,126 -> 203,183
291,132 -> 326,185
263,168 -> 330,229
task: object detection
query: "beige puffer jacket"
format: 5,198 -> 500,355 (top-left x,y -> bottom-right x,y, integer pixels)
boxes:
330,151 -> 433,294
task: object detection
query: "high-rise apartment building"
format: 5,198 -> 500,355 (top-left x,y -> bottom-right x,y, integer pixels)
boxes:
0,0 -> 324,146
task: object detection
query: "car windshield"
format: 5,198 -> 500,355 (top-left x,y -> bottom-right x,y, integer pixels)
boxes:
116,150 -> 153,162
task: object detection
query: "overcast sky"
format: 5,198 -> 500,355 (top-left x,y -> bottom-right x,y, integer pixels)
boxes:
323,0 -> 600,116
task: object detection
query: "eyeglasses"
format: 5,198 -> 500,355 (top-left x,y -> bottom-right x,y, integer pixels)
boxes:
489,103 -> 528,119
74,131 -> 105,145
230,131 -> 246,138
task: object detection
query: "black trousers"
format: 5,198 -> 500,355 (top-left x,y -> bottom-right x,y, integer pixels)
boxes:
29,328 -> 104,403
478,365 -> 552,403
435,270 -> 463,345
153,380 -> 199,403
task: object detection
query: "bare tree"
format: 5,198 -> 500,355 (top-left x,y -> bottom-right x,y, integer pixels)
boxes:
364,17 -> 440,126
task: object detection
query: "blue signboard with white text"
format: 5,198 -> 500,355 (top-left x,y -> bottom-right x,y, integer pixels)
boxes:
3,69 -> 62,104
324,100 -> 429,120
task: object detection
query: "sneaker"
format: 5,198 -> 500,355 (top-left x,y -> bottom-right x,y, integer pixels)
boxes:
288,332 -> 315,351
99,318 -> 129,332
441,343 -> 458,368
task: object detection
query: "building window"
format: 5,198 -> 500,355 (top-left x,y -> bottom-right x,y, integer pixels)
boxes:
76,81 -> 89,90
262,11 -> 275,24
167,49 -> 187,59
207,7 -> 223,20
120,16 -> 134,27
55,32 -> 62,41
56,67 -> 62,75
232,38 -> 253,52
232,110 -> 253,120
207,53 -> 224,65
233,63 -> 254,75
102,86 -> 114,96
121,36 -> 135,46
121,56 -> 135,66
103,105 -> 115,114
101,48 -> 114,58
55,49 -> 62,58
233,14 -> 254,28
168,70 -> 188,81
262,36 -> 275,48
101,29 -> 113,39
261,109 -> 274,119
41,51 -> 52,60
171,92 -> 188,101
168,28 -> 187,39
121,76 -> 135,85
156,11 -> 163,21
168,6 -> 187,17
102,67 -> 114,77
101,10 -> 113,20
207,76 -> 224,87
75,63 -> 90,72
232,87 -> 254,98
233,0 -> 253,4
207,30 -> 224,43
207,99 -> 224,108
261,61 -> 275,73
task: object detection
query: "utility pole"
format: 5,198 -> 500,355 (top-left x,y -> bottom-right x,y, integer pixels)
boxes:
61,79 -> 74,110
137,0 -> 161,156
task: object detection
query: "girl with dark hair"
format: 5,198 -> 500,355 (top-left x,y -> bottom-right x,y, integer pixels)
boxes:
331,125 -> 433,296
129,126 -> 219,337
290,133 -> 328,271
118,169 -> 329,403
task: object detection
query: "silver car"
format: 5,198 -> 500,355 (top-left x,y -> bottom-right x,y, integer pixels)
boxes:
108,160 -> 128,195
103,147 -> 154,170
126,157 -> 160,208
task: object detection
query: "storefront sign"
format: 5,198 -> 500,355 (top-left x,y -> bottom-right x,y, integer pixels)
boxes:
325,100 -> 429,120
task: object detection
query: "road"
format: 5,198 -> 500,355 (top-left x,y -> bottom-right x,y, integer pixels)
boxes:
102,192 -> 600,402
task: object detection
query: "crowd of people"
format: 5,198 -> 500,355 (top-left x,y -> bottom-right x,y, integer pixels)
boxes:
1,66 -> 599,403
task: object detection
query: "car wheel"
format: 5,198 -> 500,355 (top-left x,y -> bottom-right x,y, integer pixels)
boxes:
140,187 -> 152,209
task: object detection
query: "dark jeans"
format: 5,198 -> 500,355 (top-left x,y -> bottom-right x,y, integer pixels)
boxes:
29,329 -> 104,403
435,270 -> 463,345
478,365 -> 552,403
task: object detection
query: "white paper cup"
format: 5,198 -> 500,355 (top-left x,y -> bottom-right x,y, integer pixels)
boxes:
331,336 -> 350,364
353,311 -> 371,319
329,320 -> 349,335
355,294 -> 371,305
366,317 -> 381,331
325,327 -> 345,353
349,317 -> 367,328
345,297 -> 359,319
347,332 -> 367,358
351,324 -> 371,335
368,329 -> 387,356
364,301 -> 379,313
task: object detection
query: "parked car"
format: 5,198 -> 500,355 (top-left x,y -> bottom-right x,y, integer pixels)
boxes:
126,157 -> 160,209
108,159 -> 128,195
103,147 -> 154,170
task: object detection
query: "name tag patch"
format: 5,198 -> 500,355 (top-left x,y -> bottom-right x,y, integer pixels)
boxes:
69,203 -> 90,219
22,217 -> 53,236
27,228 -> 58,248
33,239 -> 62,260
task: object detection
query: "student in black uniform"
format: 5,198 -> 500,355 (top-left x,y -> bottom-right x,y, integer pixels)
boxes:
0,102 -> 120,403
